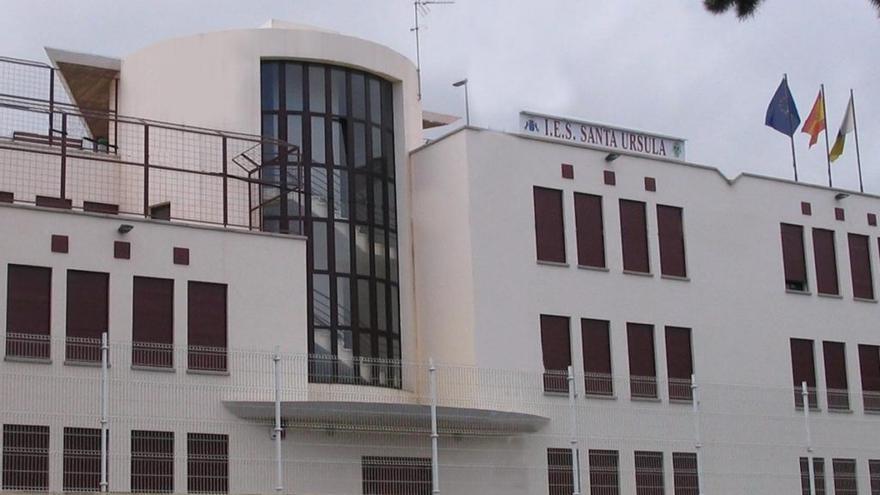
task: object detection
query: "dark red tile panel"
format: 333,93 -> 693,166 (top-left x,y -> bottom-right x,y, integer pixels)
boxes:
801,202 -> 812,216
114,241 -> 131,260
0,191 -> 13,203
868,213 -> 877,226
35,196 -> 72,209
835,207 -> 845,221
644,177 -> 656,192
173,247 -> 190,266
83,201 -> 119,215
51,235 -> 69,253
603,170 -> 616,186
561,163 -> 574,179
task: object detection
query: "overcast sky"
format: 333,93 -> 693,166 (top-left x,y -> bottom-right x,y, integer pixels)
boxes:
2,0 -> 878,191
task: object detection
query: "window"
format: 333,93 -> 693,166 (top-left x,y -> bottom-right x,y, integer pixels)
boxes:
800,457 -> 826,495
790,338 -> 818,409
2,424 -> 49,491
6,264 -> 51,359
187,433 -> 228,494
63,427 -> 101,492
541,315 -> 571,393
589,450 -> 619,495
582,318 -> 613,396
812,229 -> 839,295
672,453 -> 699,495
848,233 -> 874,299
781,223 -> 808,291
657,205 -> 687,277
131,430 -> 173,493
362,456 -> 431,495
66,270 -> 109,362
187,282 -> 228,372
574,193 -> 605,268
822,341 -> 849,411
132,277 -> 174,368
627,323 -> 657,399
665,327 -> 694,401
534,187 -> 566,263
859,344 -> 880,412
547,448 -> 574,495
869,460 -> 880,495
620,199 -> 650,273
634,451 -> 664,495
833,459 -> 857,495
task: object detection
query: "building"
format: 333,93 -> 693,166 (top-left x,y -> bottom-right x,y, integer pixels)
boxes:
0,20 -> 879,495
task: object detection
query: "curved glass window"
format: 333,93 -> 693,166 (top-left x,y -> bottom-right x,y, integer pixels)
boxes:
261,61 -> 400,387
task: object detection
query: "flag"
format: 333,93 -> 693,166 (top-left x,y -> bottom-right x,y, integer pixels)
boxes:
765,77 -> 800,136
830,95 -> 855,162
801,91 -> 826,147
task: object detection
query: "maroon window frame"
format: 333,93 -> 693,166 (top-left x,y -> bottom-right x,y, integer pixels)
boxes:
66,270 -> 109,363
634,451 -> 664,495
620,199 -> 650,273
790,338 -> 818,409
859,344 -> 880,412
665,327 -> 694,402
2,424 -> 49,491
187,433 -> 228,494
132,277 -> 174,368
63,427 -> 102,492
848,233 -> 874,300
833,459 -> 858,495
812,229 -> 839,295
589,450 -> 619,495
781,223 -> 808,291
131,430 -> 174,493
547,448 -> 574,495
541,315 -> 571,393
822,341 -> 849,411
534,187 -> 566,263
672,452 -> 699,495
800,457 -> 827,495
6,264 -> 51,359
627,323 -> 657,399
362,456 -> 432,495
582,318 -> 612,396
574,193 -> 605,268
187,282 -> 228,372
657,205 -> 687,277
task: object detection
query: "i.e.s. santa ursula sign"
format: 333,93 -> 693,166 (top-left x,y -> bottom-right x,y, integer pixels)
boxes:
519,111 -> 686,160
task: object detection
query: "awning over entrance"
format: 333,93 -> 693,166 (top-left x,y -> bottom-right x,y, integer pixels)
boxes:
223,400 -> 549,436
44,47 -> 120,140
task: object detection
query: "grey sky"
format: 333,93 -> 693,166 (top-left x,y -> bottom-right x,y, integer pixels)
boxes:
2,0 -> 878,191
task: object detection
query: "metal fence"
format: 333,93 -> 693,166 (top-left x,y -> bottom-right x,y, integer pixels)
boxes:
1,334 -> 879,495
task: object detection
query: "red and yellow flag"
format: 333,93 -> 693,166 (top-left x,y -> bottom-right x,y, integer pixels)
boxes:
801,91 -> 826,148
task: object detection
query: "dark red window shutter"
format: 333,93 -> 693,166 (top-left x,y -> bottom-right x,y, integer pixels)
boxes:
133,277 -> 174,368
869,460 -> 880,495
187,433 -> 228,494
859,344 -> 880,412
634,451 -> 664,495
574,193 -> 605,268
581,318 -> 612,396
672,452 -> 699,495
63,427 -> 102,492
781,223 -> 808,291
665,326 -> 694,401
657,205 -> 687,277
790,338 -> 818,409
822,341 -> 849,411
848,233 -> 874,299
547,448 -> 574,495
6,264 -> 52,359
188,282 -> 228,371
627,323 -> 657,398
131,430 -> 174,493
800,457 -> 827,495
66,270 -> 109,362
812,229 -> 839,295
620,200 -> 650,273
589,450 -> 620,495
541,315 -> 571,393
2,424 -> 50,491
832,459 -> 858,495
533,187 -> 566,263
362,457 -> 432,495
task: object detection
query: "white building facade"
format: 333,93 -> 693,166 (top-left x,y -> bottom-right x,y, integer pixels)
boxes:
0,21 -> 878,495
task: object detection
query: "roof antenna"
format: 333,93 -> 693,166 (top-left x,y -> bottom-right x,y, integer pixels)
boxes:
411,0 -> 454,101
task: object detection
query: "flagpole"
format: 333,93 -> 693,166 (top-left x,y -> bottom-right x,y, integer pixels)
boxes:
851,89 -> 864,193
785,74 -> 799,181
821,84 -> 833,187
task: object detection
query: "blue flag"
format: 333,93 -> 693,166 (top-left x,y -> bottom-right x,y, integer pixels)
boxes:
765,77 -> 801,136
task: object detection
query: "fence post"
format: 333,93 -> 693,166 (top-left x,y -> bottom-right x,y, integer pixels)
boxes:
429,358 -> 440,495
274,347 -> 283,493
691,374 -> 704,495
60,113 -> 67,198
222,137 -> 229,227
143,124 -> 150,217
802,381 -> 816,495
568,365 -> 581,495
100,332 -> 109,493
48,67 -> 55,144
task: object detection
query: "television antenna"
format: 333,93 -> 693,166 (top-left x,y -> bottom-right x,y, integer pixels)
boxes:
411,0 -> 454,100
